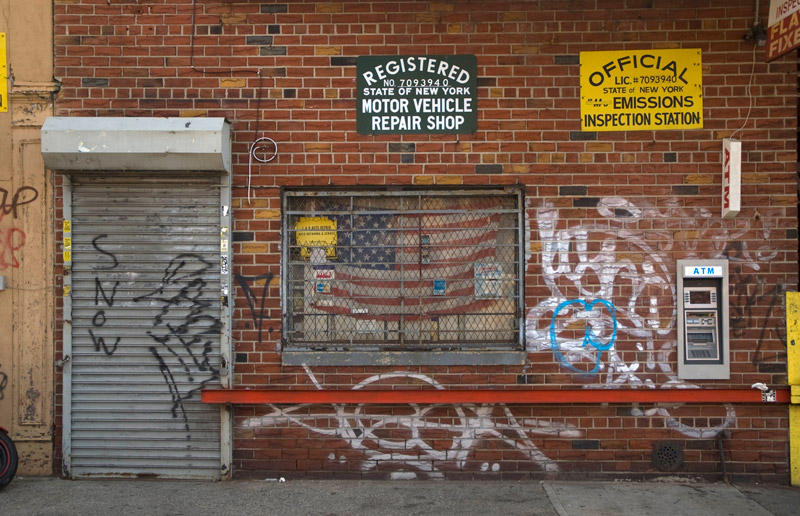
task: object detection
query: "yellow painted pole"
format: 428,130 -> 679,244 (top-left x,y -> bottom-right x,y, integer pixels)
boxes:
785,292 -> 800,486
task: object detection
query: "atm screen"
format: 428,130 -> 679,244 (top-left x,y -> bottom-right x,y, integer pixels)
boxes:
687,331 -> 714,344
688,290 -> 711,305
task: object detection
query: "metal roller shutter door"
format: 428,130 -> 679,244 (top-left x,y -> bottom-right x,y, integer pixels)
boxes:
67,176 -> 223,479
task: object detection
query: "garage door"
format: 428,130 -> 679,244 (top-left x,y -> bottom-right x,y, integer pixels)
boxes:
63,175 -> 229,479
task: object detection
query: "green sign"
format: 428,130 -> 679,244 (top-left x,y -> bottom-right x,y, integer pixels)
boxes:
356,55 -> 477,135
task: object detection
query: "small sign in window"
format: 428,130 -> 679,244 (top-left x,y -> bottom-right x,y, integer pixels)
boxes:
296,216 -> 337,259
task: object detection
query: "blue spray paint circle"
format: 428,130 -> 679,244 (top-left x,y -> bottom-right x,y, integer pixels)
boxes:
549,299 -> 617,375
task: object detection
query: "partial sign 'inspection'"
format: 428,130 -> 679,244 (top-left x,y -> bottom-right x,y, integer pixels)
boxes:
580,48 -> 703,132
356,55 -> 478,135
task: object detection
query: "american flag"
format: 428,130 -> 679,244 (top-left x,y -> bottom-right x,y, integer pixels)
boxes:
307,207 -> 506,322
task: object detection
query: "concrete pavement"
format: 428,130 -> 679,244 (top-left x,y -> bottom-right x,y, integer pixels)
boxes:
0,477 -> 798,516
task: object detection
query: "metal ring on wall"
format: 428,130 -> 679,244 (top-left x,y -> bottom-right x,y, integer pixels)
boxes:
247,137 -> 277,203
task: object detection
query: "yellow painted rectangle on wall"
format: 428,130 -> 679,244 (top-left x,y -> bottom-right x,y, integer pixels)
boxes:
0,33 -> 7,113
580,48 -> 703,132
787,291 -> 800,386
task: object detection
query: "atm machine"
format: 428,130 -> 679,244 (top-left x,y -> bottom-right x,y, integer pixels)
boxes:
677,259 -> 730,380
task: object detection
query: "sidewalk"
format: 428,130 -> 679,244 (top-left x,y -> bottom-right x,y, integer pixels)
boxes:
0,477 -> 798,516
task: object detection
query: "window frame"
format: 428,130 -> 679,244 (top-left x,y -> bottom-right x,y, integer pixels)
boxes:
280,186 -> 526,366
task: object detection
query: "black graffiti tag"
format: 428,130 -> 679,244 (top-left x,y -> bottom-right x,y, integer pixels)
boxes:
730,270 -> 786,370
134,254 -> 221,433
235,272 -> 276,343
0,186 -> 39,222
0,364 -> 7,401
89,235 -> 121,355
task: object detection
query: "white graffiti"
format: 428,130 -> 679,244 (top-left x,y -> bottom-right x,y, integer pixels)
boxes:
240,367 -> 737,477
242,368 -> 580,478
631,405 -> 737,439
526,196 -> 778,387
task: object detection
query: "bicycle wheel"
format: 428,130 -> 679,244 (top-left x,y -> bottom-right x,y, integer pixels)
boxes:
0,430 -> 18,490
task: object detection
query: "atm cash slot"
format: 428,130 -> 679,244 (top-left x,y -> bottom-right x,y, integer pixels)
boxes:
684,310 -> 719,361
685,312 -> 717,326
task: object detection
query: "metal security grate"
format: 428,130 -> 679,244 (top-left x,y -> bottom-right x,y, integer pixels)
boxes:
67,176 -> 223,479
282,189 -> 524,351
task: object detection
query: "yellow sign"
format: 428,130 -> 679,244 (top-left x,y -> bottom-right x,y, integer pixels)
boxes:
580,49 -> 703,132
1,33 -> 7,113
296,216 -> 337,259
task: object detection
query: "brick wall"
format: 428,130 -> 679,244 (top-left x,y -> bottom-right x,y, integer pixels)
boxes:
53,0 -> 797,481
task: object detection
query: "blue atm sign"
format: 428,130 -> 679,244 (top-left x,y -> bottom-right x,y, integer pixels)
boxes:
683,265 -> 723,278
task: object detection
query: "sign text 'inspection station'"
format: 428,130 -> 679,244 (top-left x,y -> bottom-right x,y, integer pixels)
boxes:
357,55 -> 478,135
580,48 -> 703,131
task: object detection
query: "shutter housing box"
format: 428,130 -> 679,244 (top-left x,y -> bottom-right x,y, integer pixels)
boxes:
42,117 -> 231,173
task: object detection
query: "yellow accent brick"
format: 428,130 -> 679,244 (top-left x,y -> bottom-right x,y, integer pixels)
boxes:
481,154 -> 496,163
456,142 -> 471,153
255,209 -> 281,220
622,153 -> 636,163
537,154 -> 552,163
490,88 -> 503,98
241,243 -> 269,253
221,14 -> 247,24
551,153 -> 565,163
529,241 -> 542,253
315,46 -> 342,56
221,78 -> 247,88
435,175 -> 462,185
770,196 -> 796,206
325,89 -> 339,99
580,153 -> 593,163
616,253 -> 643,263
416,13 -> 440,23
447,24 -> 462,33
567,320 -> 585,330
256,276 -> 279,287
180,109 -> 208,118
430,3 -> 454,12
234,198 -> 271,208
512,45 -> 539,54
413,175 -> 435,185
685,174 -> 713,184
673,230 -> 699,240
743,173 -> 768,184
316,3 -> 344,13
503,12 -> 527,22
505,164 -> 530,174
586,142 -> 613,152
306,143 -> 332,153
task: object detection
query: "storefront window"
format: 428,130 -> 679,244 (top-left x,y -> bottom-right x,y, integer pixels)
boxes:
282,188 -> 524,354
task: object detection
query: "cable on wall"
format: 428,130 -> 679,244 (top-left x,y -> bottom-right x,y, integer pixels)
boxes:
248,137 -> 277,203
730,40 -> 759,141
190,0 -> 274,203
